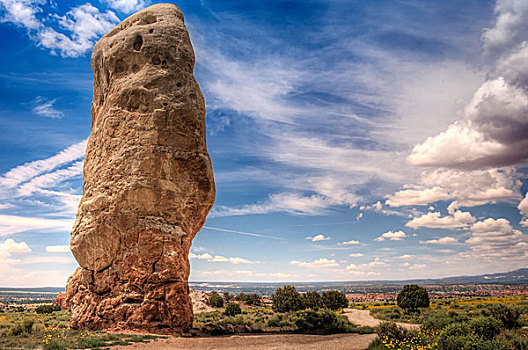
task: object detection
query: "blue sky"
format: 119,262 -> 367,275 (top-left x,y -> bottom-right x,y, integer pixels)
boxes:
0,0 -> 527,287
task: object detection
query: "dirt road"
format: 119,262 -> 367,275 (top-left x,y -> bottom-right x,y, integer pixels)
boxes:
344,308 -> 420,330
112,333 -> 378,350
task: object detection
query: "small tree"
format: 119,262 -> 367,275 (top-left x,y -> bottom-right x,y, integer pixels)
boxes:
225,302 -> 242,316
223,292 -> 234,303
303,291 -> 323,310
244,293 -> 262,306
272,285 -> 305,313
206,292 -> 224,308
35,305 -> 54,314
397,284 -> 429,312
322,291 -> 349,311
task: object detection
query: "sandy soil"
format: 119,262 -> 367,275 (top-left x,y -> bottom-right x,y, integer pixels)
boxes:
111,333 -> 378,350
344,308 -> 420,330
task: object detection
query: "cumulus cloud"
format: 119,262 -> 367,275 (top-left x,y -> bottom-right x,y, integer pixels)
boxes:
519,193 -> 528,226
374,230 -> 406,241
482,0 -> 528,55
397,254 -> 412,259
38,4 -> 119,57
189,252 -> 258,264
406,210 -> 475,229
346,257 -> 386,270
349,253 -> 364,257
338,239 -> 360,245
290,258 -> 339,268
0,0 -> 43,30
103,0 -> 148,13
387,168 -> 521,207
306,234 -> 330,242
464,218 -> 528,260
0,1 -> 119,57
419,237 -> 458,245
409,264 -> 427,270
0,238 -> 31,257
409,0 -> 528,169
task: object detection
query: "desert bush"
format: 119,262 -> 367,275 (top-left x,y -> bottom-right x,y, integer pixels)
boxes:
223,292 -> 234,302
272,285 -> 305,313
377,322 -> 409,341
487,303 -> 521,329
469,316 -> 501,339
321,291 -> 348,311
303,291 -> 323,310
397,284 -> 430,312
207,292 -> 224,308
43,341 -> 68,350
225,303 -> 242,316
35,305 -> 54,314
295,310 -> 352,334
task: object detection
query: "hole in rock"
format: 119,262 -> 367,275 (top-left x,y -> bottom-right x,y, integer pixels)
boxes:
133,35 -> 143,51
176,82 -> 182,87
152,56 -> 161,65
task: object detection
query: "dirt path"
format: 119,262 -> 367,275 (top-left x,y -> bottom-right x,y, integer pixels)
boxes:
344,308 -> 420,331
111,333 -> 378,350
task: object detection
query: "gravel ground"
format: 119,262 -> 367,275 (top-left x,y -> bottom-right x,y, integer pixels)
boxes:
344,308 -> 420,330
111,333 -> 378,350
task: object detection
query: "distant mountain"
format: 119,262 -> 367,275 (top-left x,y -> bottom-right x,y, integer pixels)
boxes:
411,268 -> 528,285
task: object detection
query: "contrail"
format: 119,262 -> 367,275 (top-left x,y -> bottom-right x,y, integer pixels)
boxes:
202,225 -> 285,240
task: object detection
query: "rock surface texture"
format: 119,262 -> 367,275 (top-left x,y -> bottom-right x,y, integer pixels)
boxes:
65,4 -> 215,334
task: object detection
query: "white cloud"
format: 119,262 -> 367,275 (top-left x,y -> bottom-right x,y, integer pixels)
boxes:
518,193 -> 528,224
406,210 -> 475,229
374,230 -> 406,241
17,161 -> 83,197
32,96 -> 64,118
409,264 -> 427,270
0,214 -> 73,236
338,239 -> 360,245
397,254 -> 412,259
104,0 -> 148,13
0,0 -> 43,30
0,1 -> 119,58
0,238 -> 31,257
45,245 -> 70,253
387,168 -> 521,207
211,192 -> 337,217
0,139 -> 86,190
349,253 -> 364,257
189,252 -> 258,264
419,237 -> 458,245
464,218 -> 528,260
482,0 -> 528,55
386,187 -> 450,207
346,257 -> 386,270
38,4 -> 119,58
306,234 -> 330,242
290,258 -> 339,268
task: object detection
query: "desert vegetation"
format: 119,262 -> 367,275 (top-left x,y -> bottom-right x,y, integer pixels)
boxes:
366,291 -> 528,350
0,308 -> 165,349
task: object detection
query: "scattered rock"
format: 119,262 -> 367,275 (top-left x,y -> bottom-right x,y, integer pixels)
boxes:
65,3 -> 215,335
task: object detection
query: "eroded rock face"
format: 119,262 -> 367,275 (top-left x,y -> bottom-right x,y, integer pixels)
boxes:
65,4 -> 215,334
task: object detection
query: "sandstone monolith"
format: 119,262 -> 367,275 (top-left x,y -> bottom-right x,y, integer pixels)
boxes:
65,4 -> 215,334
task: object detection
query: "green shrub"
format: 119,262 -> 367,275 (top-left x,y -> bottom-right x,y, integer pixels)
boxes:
225,303 -> 242,316
77,337 -> 107,348
295,310 -> 353,334
35,305 -> 54,314
487,303 -> 521,329
469,316 -> 501,340
321,291 -> 348,311
207,292 -> 224,308
272,285 -> 305,313
303,291 -> 323,310
43,341 -> 68,350
377,322 -> 409,341
397,284 -> 430,312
